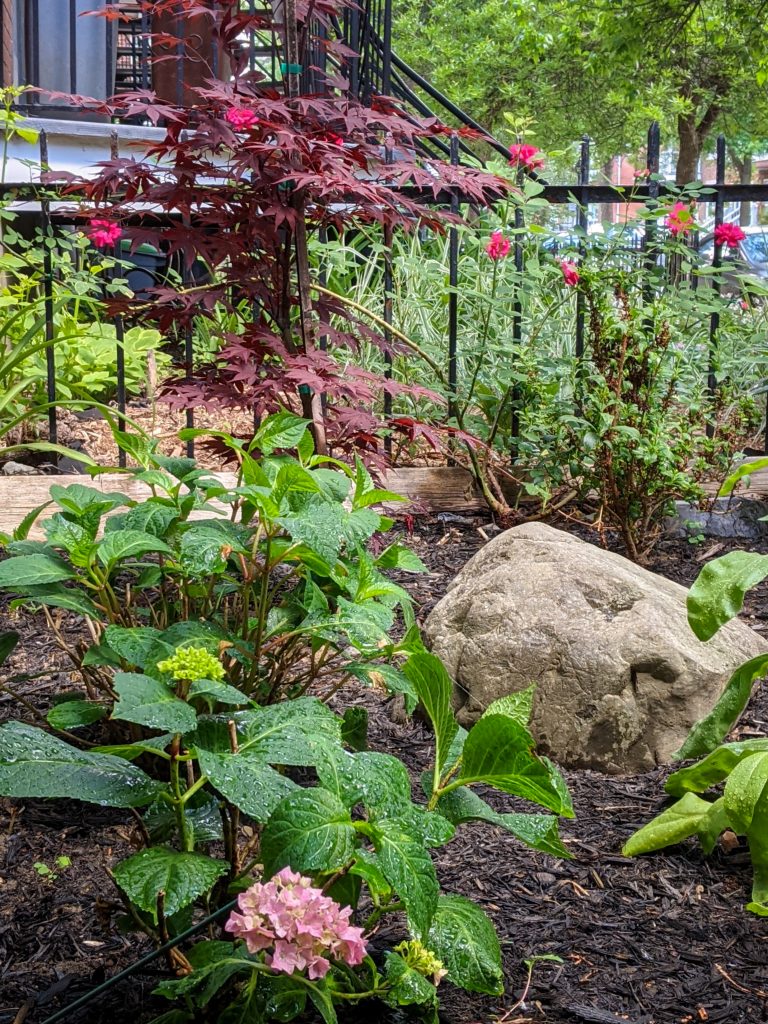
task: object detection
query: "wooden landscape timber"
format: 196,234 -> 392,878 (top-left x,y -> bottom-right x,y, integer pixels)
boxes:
1,459 -> 767,540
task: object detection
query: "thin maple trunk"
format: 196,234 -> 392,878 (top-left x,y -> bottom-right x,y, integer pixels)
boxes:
282,0 -> 328,454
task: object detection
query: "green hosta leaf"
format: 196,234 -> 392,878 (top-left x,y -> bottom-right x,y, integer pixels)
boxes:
667,739 -> 768,795
373,819 -> 439,939
113,847 -> 227,921
178,526 -> 232,577
724,751 -> 768,834
47,699 -> 106,730
9,583 -> 99,619
427,895 -> 503,995
103,626 -> 162,670
403,653 -> 458,775
622,792 -> 715,856
188,678 -> 249,707
97,530 -> 171,569
261,789 -> 357,876
0,553 -> 75,587
687,550 -> 768,641
112,673 -> 197,733
674,655 -> 768,760
196,748 -> 298,822
436,786 -> 570,858
458,715 -> 573,817
481,685 -> 535,727
384,953 -> 438,1009
0,721 -> 160,807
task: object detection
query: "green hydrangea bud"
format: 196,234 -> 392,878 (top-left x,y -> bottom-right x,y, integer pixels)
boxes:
393,940 -> 447,984
156,645 -> 225,682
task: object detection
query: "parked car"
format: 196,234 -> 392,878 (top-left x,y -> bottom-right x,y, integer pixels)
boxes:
696,225 -> 768,297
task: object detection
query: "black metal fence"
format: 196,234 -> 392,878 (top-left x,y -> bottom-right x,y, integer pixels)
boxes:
4,4 -> 768,465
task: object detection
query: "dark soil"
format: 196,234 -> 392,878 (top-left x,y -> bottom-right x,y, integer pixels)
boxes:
3,514 -> 768,1024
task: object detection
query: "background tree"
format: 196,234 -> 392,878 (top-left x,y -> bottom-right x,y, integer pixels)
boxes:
394,0 -> 768,181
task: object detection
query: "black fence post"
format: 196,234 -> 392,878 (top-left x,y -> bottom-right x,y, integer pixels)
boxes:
38,131 -> 57,451
447,133 -> 459,423
574,135 -> 590,403
642,121 -> 661,309
110,130 -> 127,467
510,177 -> 525,455
707,134 -> 726,439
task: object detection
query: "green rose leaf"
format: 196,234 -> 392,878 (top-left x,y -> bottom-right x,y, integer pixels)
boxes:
458,714 -> 573,816
112,673 -> 197,733
0,553 -> 76,587
373,819 -> 439,940
687,550 -> 768,641
0,721 -> 160,807
261,789 -> 357,876
113,847 -> 227,920
622,792 -> 715,856
427,894 -> 504,995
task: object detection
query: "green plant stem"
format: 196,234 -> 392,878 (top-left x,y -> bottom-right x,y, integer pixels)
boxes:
170,740 -> 194,852
363,900 -> 404,932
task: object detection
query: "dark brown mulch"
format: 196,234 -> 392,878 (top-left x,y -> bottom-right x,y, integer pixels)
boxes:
3,514 -> 768,1024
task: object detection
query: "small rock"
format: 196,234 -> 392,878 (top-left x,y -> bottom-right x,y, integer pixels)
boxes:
425,522 -> 767,773
1,460 -> 38,476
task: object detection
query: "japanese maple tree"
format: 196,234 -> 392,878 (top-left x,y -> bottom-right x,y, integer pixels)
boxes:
64,0 -> 508,456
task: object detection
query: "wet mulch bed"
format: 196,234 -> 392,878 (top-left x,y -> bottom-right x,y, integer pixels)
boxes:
3,515 -> 768,1024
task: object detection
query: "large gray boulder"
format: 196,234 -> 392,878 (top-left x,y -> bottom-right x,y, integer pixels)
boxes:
425,523 -> 767,773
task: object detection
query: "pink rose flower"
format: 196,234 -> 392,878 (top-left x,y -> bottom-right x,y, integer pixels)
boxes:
714,223 -> 746,249
224,867 -> 367,978
633,167 -> 651,179
560,260 -> 579,286
508,143 -> 545,173
88,219 -> 122,249
485,230 -> 510,260
226,107 -> 259,131
665,201 -> 695,237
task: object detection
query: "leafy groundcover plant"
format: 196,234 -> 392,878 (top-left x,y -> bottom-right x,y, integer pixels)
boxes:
0,412 -> 573,1021
624,524 -> 768,914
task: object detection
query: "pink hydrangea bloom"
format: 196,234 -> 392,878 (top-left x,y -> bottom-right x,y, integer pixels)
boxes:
633,167 -> 651,179
226,107 -> 259,131
508,143 -> 545,173
560,260 -> 579,286
485,230 -> 510,260
714,223 -> 746,249
665,201 -> 695,237
89,219 -> 122,249
225,867 -> 367,979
